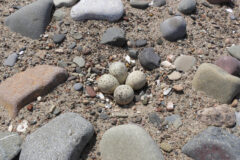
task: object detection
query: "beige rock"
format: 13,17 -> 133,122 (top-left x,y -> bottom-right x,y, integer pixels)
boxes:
192,63 -> 240,104
0,65 -> 68,118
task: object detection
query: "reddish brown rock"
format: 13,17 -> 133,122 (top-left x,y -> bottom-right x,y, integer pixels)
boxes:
86,86 -> 96,98
198,104 -> 236,128
215,56 -> 240,77
0,65 -> 68,118
207,0 -> 231,4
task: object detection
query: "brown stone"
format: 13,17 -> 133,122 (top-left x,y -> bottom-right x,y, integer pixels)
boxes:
86,86 -> 96,98
198,104 -> 236,128
0,65 -> 68,118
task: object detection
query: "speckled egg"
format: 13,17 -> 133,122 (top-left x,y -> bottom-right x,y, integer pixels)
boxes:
109,61 -> 128,84
114,85 -> 134,105
125,71 -> 146,90
98,74 -> 120,94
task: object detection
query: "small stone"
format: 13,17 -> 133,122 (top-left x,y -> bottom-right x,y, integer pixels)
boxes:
215,56 -> 240,76
53,34 -> 66,44
53,107 -> 61,116
130,0 -> 149,9
173,84 -> 184,92
174,55 -> 196,72
182,126 -> 240,160
54,0 -> 78,7
178,0 -> 196,14
157,38 -> 163,45
165,114 -> 182,128
109,61 -> 128,84
97,74 -> 119,94
99,112 -> 109,120
160,142 -> 173,153
128,49 -> 138,59
125,71 -> 147,90
231,99 -> 238,108
138,48 -> 161,71
71,0 -> 124,22
68,42 -> 76,49
73,33 -> 82,40
198,104 -> 236,128
26,104 -> 33,111
141,96 -> 149,105
101,27 -> 126,47
150,0 -> 166,7
17,120 -> 28,133
166,101 -> 174,111
168,71 -> 181,81
114,85 -> 134,105
53,9 -> 66,21
149,113 -> 161,127
73,56 -> 85,68
160,16 -> 187,41
73,83 -> 83,91
4,53 -> 18,67
135,39 -> 147,47
227,45 -> 240,60
86,86 -> 96,97
163,88 -> 172,96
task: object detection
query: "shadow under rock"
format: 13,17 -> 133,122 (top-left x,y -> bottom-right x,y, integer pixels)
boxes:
79,133 -> 97,160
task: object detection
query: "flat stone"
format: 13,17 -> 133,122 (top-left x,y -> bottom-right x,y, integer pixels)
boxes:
149,113 -> 161,127
198,104 -> 236,128
86,86 -> 96,97
72,33 -> 82,40
192,63 -> 240,104
99,124 -> 165,160
54,0 -> 78,7
182,126 -> 240,160
4,53 -> 18,67
52,34 -> 66,44
0,65 -> 68,118
168,71 -> 181,81
130,0 -> 149,9
5,0 -> 53,39
160,16 -> 187,41
71,0 -> 124,22
73,56 -> 85,68
138,48 -> 161,70
215,56 -> 240,76
101,27 -> 126,47
19,112 -> 94,160
174,55 -> 196,72
178,0 -> 196,14
53,9 -> 66,21
73,83 -> 83,91
207,0 -> 231,4
135,39 -> 147,47
0,132 -> 22,160
128,49 -> 138,59
150,0 -> 166,7
165,114 -> 182,128
227,45 -> 240,60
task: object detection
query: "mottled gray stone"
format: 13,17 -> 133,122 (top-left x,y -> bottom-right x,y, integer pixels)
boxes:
53,34 -> 66,44
160,16 -> 187,41
227,45 -> 240,60
150,0 -> 166,7
53,9 -> 66,21
139,48 -> 161,70
165,114 -> 182,128
174,55 -> 196,72
5,0 -> 53,39
73,56 -> 85,68
99,124 -> 165,160
182,126 -> 240,160
130,0 -> 149,9
128,49 -> 138,59
4,53 -> 18,67
178,0 -> 196,14
101,27 -> 126,47
0,132 -> 22,160
73,83 -> 83,91
20,112 -> 94,160
135,39 -> 147,47
149,113 -> 161,127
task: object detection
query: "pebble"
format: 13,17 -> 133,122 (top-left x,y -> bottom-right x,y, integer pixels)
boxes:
166,101 -> 174,112
109,61 -> 128,84
16,120 -> 28,133
99,124 -> 165,160
128,49 -> 138,59
73,33 -> 82,40
52,34 -> 66,44
54,0 -> 78,7
135,39 -> 147,47
4,53 -> 18,67
68,42 -> 76,49
97,74 -> 119,94
130,0 -> 149,9
168,71 -> 181,81
114,85 -> 134,105
71,0 -> 124,22
173,84 -> 184,92
73,56 -> 85,68
19,113 -> 94,160
99,112 -> 109,120
231,99 -> 238,108
174,55 -> 196,72
73,83 -> 83,91
53,9 -> 66,21
101,27 -> 126,47
149,113 -> 161,127
215,56 -> 240,76
161,61 -> 175,69
163,88 -> 172,96
5,0 -> 53,39
198,104 -> 236,128
182,126 -> 240,159
192,63 -> 240,104
53,107 -> 61,116
165,114 -> 182,128
160,142 -> 173,153
178,0 -> 196,14
86,86 -> 96,97
149,0 -> 166,7
0,132 -> 22,160
227,45 -> 240,60
139,48 -> 161,70
125,71 -> 147,90
160,16 -> 187,41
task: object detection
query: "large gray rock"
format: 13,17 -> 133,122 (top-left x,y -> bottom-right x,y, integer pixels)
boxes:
227,45 -> 240,60
19,112 -> 94,160
160,16 -> 187,41
101,27 -> 126,47
99,124 -> 165,160
192,63 -> 240,104
5,0 -> 53,39
0,132 -> 22,160
71,0 -> 124,22
138,48 -> 161,70
178,0 -> 196,14
182,126 -> 240,160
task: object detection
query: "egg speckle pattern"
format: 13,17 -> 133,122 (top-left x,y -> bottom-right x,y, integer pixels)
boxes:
125,71 -> 146,90
109,61 -> 128,84
97,74 -> 120,94
114,85 -> 134,105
